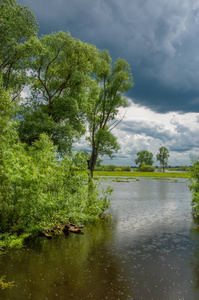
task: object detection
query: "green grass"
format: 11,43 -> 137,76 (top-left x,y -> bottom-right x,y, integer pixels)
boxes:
93,171 -> 190,178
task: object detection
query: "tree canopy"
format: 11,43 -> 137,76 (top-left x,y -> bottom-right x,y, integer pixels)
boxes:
135,150 -> 154,167
18,31 -> 99,153
1,0 -> 134,176
0,0 -> 38,98
156,146 -> 169,172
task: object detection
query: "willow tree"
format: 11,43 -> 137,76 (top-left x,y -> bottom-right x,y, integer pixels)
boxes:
0,0 -> 38,99
86,50 -> 133,177
19,31 -> 99,153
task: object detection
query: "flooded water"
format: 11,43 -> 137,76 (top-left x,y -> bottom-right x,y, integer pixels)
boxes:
1,178 -> 199,300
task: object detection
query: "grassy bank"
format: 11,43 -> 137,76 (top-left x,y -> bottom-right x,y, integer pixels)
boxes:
94,171 -> 190,178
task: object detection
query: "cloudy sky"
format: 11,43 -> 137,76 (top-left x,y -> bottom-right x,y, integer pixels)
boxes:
17,0 -> 199,166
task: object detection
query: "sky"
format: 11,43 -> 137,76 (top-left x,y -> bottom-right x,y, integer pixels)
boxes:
17,0 -> 199,166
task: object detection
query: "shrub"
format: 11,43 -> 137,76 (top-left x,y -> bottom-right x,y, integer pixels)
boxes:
122,166 -> 131,171
190,160 -> 199,216
114,167 -> 122,171
0,134 -> 111,234
139,162 -> 155,172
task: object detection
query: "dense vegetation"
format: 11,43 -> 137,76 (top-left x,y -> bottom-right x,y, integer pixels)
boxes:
134,147 -> 170,172
0,80 -> 112,248
190,161 -> 199,217
135,150 -> 154,167
1,0 -> 129,248
94,164 -> 132,172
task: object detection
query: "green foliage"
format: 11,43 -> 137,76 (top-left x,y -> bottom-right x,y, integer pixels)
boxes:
135,150 -> 154,167
0,0 -> 38,97
87,51 -> 133,176
114,167 -> 122,171
122,166 -> 131,171
95,128 -> 120,157
107,164 -> 116,171
94,171 -> 189,178
0,233 -> 29,250
0,85 -> 111,247
0,133 -> 110,235
0,276 -> 15,289
94,164 -> 131,172
156,146 -> 169,172
19,31 -> 99,154
0,78 -> 18,143
0,1 -> 142,248
94,164 -> 116,171
190,160 -> 199,216
168,166 -> 190,171
139,162 -> 155,172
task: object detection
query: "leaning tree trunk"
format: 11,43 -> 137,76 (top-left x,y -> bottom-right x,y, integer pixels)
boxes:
88,149 -> 98,178
88,126 -> 99,178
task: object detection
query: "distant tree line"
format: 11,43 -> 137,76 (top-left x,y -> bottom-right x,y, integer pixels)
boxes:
134,147 -> 170,172
94,147 -> 170,173
94,164 -> 131,172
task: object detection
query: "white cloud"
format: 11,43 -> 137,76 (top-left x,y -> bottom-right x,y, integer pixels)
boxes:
101,100 -> 199,166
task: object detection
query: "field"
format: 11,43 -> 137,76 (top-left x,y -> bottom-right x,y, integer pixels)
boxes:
93,171 -> 190,178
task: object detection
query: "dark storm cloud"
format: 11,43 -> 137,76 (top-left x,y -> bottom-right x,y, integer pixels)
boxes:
17,0 -> 199,113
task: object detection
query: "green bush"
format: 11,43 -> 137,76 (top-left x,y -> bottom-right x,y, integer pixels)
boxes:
114,167 -> 122,171
94,164 -> 132,171
139,162 -> 155,172
190,160 -> 199,216
94,166 -> 104,171
122,166 -> 131,171
0,134 -> 111,234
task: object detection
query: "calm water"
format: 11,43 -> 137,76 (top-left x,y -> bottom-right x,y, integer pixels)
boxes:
1,178 -> 199,300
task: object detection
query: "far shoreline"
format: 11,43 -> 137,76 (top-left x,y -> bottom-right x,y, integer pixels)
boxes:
93,171 -> 190,178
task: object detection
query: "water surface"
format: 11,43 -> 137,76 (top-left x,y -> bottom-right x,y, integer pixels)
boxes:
1,178 -> 199,300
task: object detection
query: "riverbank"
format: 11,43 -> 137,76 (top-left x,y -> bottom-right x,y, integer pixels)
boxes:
94,170 -> 190,178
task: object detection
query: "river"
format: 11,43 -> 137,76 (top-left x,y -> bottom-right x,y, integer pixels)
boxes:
0,177 -> 199,300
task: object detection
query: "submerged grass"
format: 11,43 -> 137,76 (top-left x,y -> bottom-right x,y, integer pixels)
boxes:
94,171 -> 190,178
0,276 -> 15,289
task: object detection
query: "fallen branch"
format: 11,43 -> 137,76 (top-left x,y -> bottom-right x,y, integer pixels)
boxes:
63,223 -> 84,234
41,223 -> 84,239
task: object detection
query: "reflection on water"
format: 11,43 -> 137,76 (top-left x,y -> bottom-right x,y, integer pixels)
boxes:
1,178 -> 199,299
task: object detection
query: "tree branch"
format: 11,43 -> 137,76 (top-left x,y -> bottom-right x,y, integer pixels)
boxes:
109,110 -> 127,131
38,59 -> 52,100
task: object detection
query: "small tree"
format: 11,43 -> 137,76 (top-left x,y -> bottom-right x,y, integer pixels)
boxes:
156,146 -> 169,172
86,50 -> 133,177
135,150 -> 154,168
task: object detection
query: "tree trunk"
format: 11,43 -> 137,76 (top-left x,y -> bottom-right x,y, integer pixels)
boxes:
89,125 -> 98,177
88,149 -> 98,178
